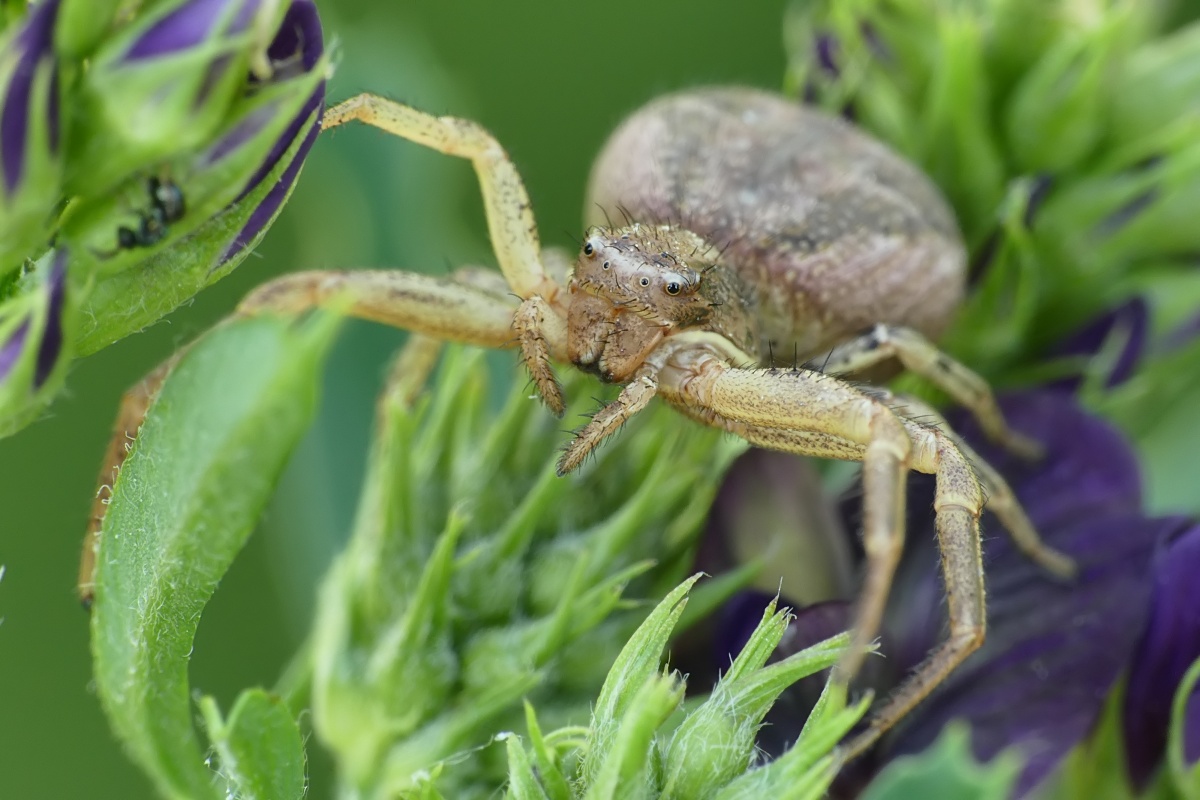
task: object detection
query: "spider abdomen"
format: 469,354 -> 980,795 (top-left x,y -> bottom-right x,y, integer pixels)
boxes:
586,87 -> 966,363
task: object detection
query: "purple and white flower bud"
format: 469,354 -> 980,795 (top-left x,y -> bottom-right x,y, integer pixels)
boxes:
0,248 -> 73,436
67,0 -> 292,198
73,0 -> 326,354
0,0 -> 63,272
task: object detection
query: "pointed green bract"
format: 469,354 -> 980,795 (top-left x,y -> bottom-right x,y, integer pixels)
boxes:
309,350 -> 741,798
496,579 -> 861,800
200,690 -> 307,800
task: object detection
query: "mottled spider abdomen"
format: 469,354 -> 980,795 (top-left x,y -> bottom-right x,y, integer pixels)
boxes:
586,87 -> 966,361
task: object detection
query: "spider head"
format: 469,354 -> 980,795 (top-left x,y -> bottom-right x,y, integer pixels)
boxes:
567,223 -> 757,381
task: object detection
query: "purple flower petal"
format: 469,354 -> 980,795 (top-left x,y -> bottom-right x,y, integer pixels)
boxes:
948,391 -> 1144,530
124,0 -> 241,61
265,0 -> 322,71
219,109 -> 318,263
1123,520 -> 1200,787
235,0 -> 324,199
815,32 -> 840,77
0,318 -> 31,383
888,513 -> 1170,797
34,250 -> 67,388
699,449 -> 856,605
201,0 -> 322,266
1045,298 -> 1148,392
1,0 -> 60,195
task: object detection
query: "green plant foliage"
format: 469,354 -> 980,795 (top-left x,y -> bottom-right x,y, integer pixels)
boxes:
309,348 -> 744,797
1169,657 -> 1200,799
785,0 -> 1200,514
859,724 -> 1022,800
90,313 -> 340,799
497,585 -> 868,800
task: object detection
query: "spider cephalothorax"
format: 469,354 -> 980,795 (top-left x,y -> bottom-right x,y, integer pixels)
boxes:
568,223 -> 760,382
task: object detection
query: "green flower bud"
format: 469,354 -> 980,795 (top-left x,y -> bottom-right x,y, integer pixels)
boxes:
1110,21 -> 1200,147
1004,6 -> 1135,173
65,0 -> 327,354
53,0 -> 122,59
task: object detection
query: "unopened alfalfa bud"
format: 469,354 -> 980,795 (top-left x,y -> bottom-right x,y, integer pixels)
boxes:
53,0 -> 122,59
0,0 -> 63,273
1110,21 -> 1200,148
0,249 -> 74,437
1004,7 -> 1132,173
67,0 -> 293,198
70,0 -> 327,355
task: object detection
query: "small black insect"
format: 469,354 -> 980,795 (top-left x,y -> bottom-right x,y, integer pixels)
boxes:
112,177 -> 187,251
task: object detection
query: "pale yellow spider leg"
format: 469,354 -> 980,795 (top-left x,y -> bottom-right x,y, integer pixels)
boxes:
322,95 -> 556,302
661,354 -> 912,686
890,394 -> 1077,579
237,269 -> 540,351
661,365 -> 990,757
322,94 -> 569,410
556,369 -> 659,475
515,296 -> 569,416
383,333 -> 445,410
839,408 -> 989,761
79,267 -> 545,606
815,324 -> 1042,460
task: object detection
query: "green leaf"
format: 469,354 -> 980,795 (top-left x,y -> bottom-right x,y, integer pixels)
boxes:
661,626 -> 850,800
200,689 -> 307,800
586,575 -> 701,770
1169,656 -> 1200,799
524,702 -> 572,800
859,723 -> 1022,800
503,732 -> 551,800
583,673 -> 684,800
90,312 -> 340,800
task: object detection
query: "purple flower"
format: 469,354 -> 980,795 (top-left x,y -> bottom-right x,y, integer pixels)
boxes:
701,308 -> 1200,796
1124,521 -> 1200,786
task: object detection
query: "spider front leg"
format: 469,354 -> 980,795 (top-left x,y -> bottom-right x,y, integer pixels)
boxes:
815,324 -> 1043,460
659,350 -> 1003,754
556,368 -> 660,475
662,352 -> 915,686
77,267 -> 557,605
323,94 -> 569,412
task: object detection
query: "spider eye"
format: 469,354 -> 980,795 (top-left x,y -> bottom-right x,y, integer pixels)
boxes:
639,276 -> 650,287
602,261 -> 610,269
583,243 -> 594,256
665,281 -> 681,296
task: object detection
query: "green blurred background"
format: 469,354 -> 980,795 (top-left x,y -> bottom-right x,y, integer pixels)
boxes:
0,2 -> 791,797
